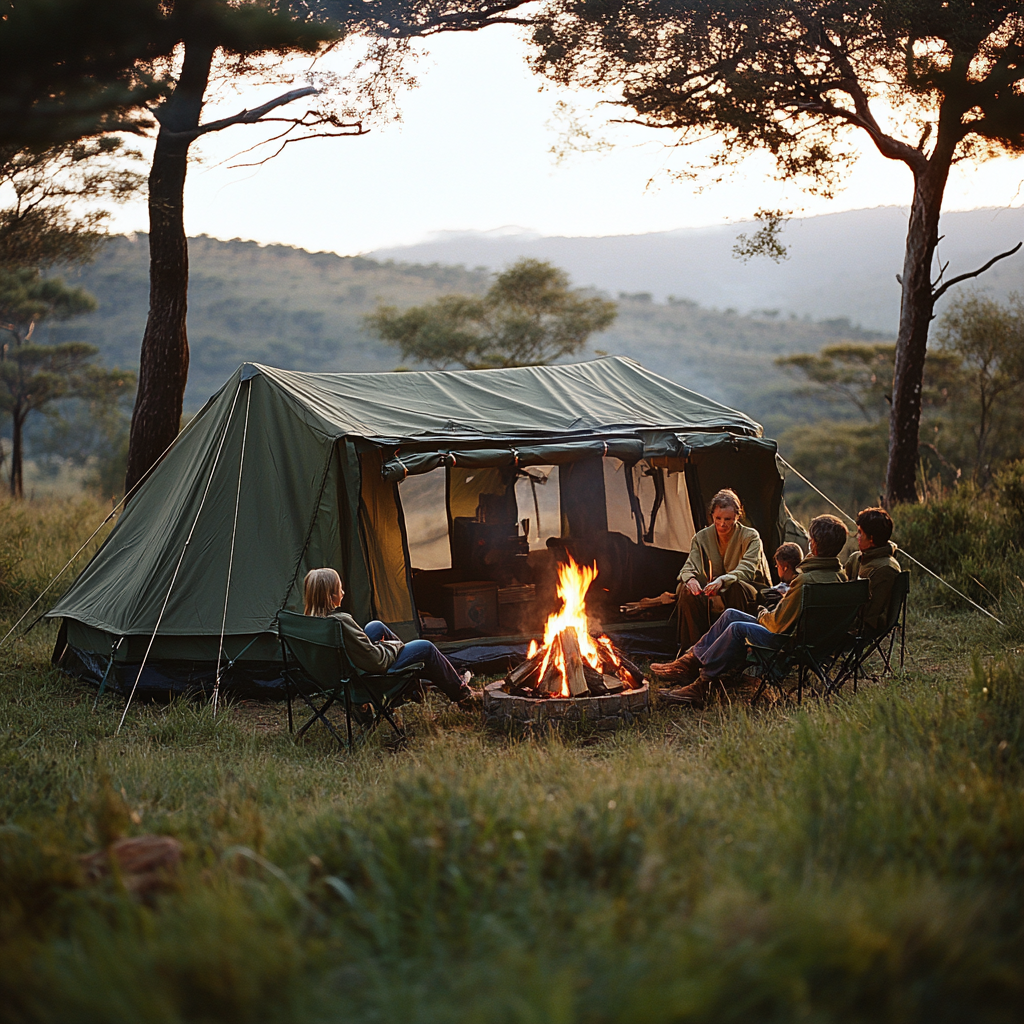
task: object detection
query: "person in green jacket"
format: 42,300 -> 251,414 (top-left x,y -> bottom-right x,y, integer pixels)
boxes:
660,515 -> 849,706
844,507 -> 902,633
651,487 -> 771,680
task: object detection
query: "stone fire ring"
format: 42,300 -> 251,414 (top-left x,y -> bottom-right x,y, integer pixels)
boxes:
483,679 -> 650,733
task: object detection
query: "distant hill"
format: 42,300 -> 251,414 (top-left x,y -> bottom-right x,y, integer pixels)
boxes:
44,233 -> 891,435
371,206 -> 1024,333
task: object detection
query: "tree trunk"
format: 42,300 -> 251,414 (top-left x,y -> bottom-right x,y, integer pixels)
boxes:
124,42 -> 214,495
10,407 -> 24,499
885,154 -> 954,507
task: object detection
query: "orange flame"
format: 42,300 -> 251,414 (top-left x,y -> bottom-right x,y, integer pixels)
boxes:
535,556 -> 607,697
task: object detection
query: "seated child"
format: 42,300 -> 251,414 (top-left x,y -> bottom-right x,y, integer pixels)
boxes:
758,541 -> 804,609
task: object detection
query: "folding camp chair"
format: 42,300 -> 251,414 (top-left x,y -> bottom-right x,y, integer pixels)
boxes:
276,610 -> 424,750
746,579 -> 870,704
829,571 -> 911,694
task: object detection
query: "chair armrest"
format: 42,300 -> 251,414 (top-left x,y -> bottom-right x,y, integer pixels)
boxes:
387,662 -> 425,676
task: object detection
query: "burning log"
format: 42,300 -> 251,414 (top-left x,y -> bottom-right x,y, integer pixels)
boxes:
559,628 -> 589,698
616,654 -> 645,689
537,634 -> 564,694
508,647 -> 544,690
583,660 -> 625,696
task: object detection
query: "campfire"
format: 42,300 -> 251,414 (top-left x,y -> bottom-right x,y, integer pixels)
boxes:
502,557 -> 645,699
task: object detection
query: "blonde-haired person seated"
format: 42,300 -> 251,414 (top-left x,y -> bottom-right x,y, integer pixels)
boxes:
651,487 -> 771,681
303,568 -> 479,704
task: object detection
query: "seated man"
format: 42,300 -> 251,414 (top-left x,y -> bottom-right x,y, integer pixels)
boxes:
303,568 -> 479,703
758,542 -> 804,609
651,488 -> 771,680
844,507 -> 901,634
660,515 -> 849,707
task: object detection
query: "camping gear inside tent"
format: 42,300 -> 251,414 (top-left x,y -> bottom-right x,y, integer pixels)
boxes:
48,356 -> 795,698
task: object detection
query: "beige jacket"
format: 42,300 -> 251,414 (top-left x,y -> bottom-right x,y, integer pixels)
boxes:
679,523 -> 771,591
844,542 -> 901,633
757,556 -> 847,635
330,611 -> 403,674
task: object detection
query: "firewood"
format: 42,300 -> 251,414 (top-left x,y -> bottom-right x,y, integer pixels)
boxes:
559,627 -> 589,697
508,647 -> 544,688
616,654 -> 644,687
601,674 -> 625,695
537,635 -> 564,694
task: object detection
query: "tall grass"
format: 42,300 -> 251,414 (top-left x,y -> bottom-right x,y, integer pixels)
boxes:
1,498 -> 1022,1022
0,496 -> 112,612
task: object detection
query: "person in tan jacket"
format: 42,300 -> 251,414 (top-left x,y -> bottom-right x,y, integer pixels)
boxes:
661,515 -> 849,706
303,568 -> 478,702
651,487 -> 771,679
843,507 -> 902,633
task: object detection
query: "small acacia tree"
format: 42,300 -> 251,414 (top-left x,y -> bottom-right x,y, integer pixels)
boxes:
530,0 -> 1024,505
935,291 -> 1024,483
0,269 -> 134,498
366,258 -> 617,369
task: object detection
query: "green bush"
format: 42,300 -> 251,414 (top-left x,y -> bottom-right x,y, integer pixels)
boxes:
995,458 -> 1024,524
891,485 -> 1024,623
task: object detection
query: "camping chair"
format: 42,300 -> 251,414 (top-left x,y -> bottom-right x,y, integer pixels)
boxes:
276,610 -> 424,750
828,571 -> 911,695
745,579 -> 870,704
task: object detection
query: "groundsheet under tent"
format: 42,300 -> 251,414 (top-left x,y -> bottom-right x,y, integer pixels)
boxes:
47,356 -> 793,698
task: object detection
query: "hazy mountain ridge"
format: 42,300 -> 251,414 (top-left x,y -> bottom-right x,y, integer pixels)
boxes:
43,229 -> 893,431
371,206 -> 1024,333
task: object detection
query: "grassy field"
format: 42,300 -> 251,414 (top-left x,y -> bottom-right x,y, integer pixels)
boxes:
1,498 -> 1023,1023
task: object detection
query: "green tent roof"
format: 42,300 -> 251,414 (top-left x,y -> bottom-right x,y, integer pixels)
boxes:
240,356 -> 762,442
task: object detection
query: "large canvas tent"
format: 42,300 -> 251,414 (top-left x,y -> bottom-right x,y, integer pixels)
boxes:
49,356 -> 791,697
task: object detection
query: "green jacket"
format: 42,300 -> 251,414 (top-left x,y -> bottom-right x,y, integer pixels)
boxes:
844,542 -> 901,633
330,610 -> 403,674
757,556 -> 847,635
678,523 -> 771,592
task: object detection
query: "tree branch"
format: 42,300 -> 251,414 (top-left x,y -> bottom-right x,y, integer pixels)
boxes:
932,242 -> 1022,303
371,1 -> 534,37
162,86 -> 318,140
795,13 -> 927,172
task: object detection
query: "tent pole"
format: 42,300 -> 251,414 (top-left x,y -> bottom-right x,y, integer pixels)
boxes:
116,380 -> 244,735
212,379 -> 252,715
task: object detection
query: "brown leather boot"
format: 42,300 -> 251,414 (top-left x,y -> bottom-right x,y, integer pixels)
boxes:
659,676 -> 711,707
649,651 -> 701,682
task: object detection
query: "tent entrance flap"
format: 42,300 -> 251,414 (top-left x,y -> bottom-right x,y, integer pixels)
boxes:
359,449 -> 417,640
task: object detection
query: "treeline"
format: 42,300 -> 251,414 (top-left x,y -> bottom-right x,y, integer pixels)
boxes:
778,291 -> 1024,512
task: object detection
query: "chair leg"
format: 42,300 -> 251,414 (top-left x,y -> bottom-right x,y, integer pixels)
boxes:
281,640 -> 294,734
293,688 -> 346,748
344,685 -> 354,751
899,603 -> 907,671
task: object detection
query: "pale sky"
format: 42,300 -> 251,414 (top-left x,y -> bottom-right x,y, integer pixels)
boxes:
106,26 -> 1024,255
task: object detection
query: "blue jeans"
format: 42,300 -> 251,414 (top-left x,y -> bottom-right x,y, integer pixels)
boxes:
364,621 -> 466,701
692,608 -> 786,680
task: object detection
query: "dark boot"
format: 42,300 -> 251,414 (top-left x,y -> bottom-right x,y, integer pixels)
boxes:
659,676 -> 711,707
649,650 -> 701,682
